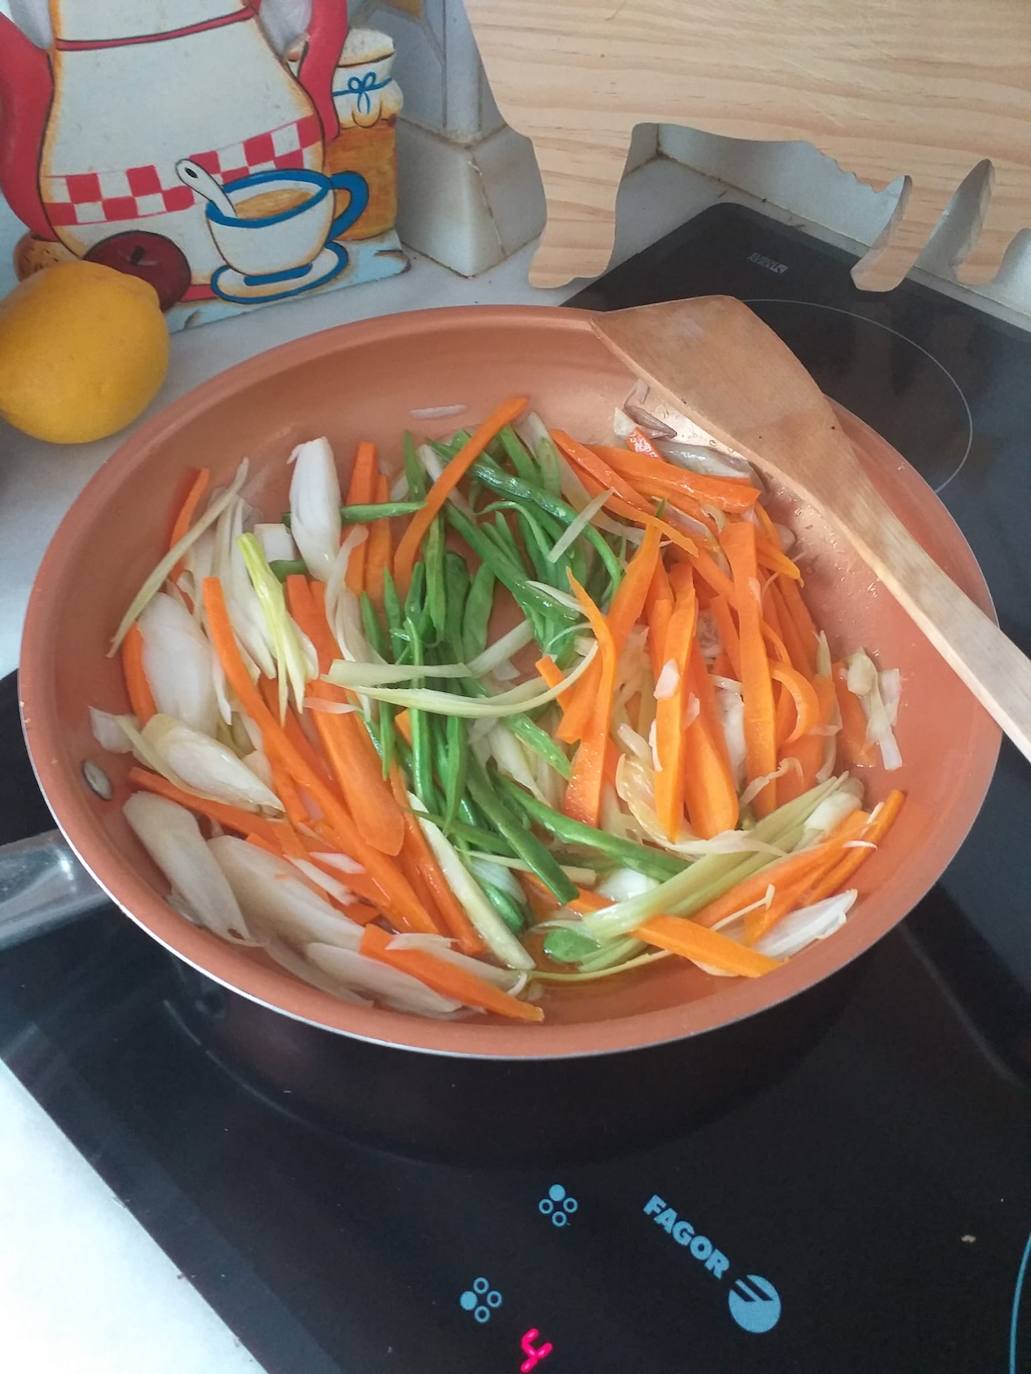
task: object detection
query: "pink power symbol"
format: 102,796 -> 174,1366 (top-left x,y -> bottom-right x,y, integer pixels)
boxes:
520,1328 -> 554,1372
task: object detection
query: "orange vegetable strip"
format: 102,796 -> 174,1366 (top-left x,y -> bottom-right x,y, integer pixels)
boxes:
688,546 -> 737,602
126,766 -> 291,846
635,914 -> 780,977
167,467 -> 211,585
121,622 -> 156,724
359,924 -> 544,1023
562,576 -> 618,826
288,578 -> 405,857
535,655 -> 574,711
264,739 -> 308,829
294,835 -> 397,909
393,395 -> 527,593
756,538 -> 802,581
571,467 -> 700,558
625,428 -> 664,457
753,500 -> 782,547
557,524 -> 661,744
645,559 -> 674,682
344,441 -> 376,593
364,472 -> 393,609
771,662 -> 821,746
201,577 -> 427,928
387,763 -> 484,953
551,430 -> 651,511
768,580 -> 814,676
833,662 -> 876,767
592,445 -> 759,513
682,641 -> 740,838
721,521 -> 777,817
743,810 -> 870,943
777,576 -> 819,673
777,674 -> 835,802
801,790 -> 905,905
394,708 -> 413,746
521,872 -> 609,913
708,594 -> 741,680
653,575 -> 698,840
690,833 -> 850,931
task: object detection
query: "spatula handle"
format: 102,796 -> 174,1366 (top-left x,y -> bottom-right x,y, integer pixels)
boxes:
829,469 -> 1031,764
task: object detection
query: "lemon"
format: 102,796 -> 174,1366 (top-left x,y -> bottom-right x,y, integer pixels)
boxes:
0,260 -> 169,444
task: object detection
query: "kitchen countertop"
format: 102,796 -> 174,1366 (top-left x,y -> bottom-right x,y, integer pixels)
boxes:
1,155 -> 1025,1372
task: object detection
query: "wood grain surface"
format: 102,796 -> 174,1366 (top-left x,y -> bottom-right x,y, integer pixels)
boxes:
465,0 -> 1031,291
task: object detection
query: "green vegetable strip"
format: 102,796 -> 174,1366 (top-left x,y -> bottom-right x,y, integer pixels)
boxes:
403,431 -> 428,499
403,562 -> 430,637
382,568 -> 405,657
476,874 -> 528,934
269,557 -> 309,582
404,614 -> 437,812
424,516 -> 447,640
499,424 -> 539,486
442,713 -> 468,833
461,562 -> 495,661
466,760 -> 577,904
446,506 -> 571,633
497,778 -> 685,882
443,552 -> 471,656
544,927 -> 599,963
359,593 -> 395,778
341,501 -> 423,522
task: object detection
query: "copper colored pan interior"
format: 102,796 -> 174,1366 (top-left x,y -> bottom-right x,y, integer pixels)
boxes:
19,306 -> 1000,1059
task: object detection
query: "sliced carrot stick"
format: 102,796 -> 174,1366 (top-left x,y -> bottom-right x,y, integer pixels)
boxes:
768,580 -> 814,676
344,441 -> 376,593
393,395 -> 527,593
557,524 -> 660,744
127,766 -> 291,845
743,810 -> 870,943
635,914 -> 780,976
551,430 -> 652,511
520,872 -> 609,913
833,661 -> 876,768
800,790 -> 905,905
535,655 -> 575,711
777,674 -> 835,802
394,708 -> 413,746
653,575 -> 697,840
559,460 -> 700,557
263,738 -> 309,828
359,924 -> 544,1023
771,662 -> 821,745
682,642 -> 740,838
591,445 -> 759,514
645,559 -> 674,682
365,472 -> 393,610
690,833 -> 850,931
387,764 -> 484,954
721,521 -> 777,816
777,576 -> 819,674
708,594 -> 741,680
167,467 -> 211,585
287,577 -> 405,856
261,674 -> 335,787
121,622 -> 156,724
756,538 -> 802,581
562,576 -> 618,826
688,546 -> 738,603
201,577 -> 427,929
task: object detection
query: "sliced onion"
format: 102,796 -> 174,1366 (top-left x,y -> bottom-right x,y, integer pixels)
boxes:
255,522 -> 296,564
210,836 -> 361,950
656,440 -> 755,481
410,403 -> 467,420
304,697 -> 359,714
264,936 -> 372,1005
139,591 -> 220,737
90,706 -> 136,754
752,890 -> 857,959
616,722 -> 651,764
144,714 -> 283,811
289,437 -> 342,583
547,487 -> 612,563
124,792 -> 252,943
306,943 -> 464,1017
309,850 -> 365,875
654,659 -> 679,700
417,442 -> 474,515
714,686 -> 747,788
740,756 -> 802,808
469,621 -> 535,677
241,749 -> 274,790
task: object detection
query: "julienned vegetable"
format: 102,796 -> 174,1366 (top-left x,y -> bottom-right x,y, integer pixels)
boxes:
97,401 -> 905,1024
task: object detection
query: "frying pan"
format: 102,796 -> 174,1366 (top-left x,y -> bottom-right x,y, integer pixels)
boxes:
1,307 -> 1000,1102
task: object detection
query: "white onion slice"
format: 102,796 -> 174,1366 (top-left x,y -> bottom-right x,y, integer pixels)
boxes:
90,707 -> 136,754
289,437 -> 342,583
209,836 -> 360,950
410,403 -> 467,420
306,943 -> 464,1017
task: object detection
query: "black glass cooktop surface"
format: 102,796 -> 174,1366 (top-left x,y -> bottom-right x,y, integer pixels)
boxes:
2,205 -> 1029,1374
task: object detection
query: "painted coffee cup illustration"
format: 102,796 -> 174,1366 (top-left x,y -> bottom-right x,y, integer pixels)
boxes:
199,167 -> 369,284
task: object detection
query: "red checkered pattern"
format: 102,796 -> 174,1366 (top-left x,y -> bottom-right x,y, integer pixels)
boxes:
44,114 -> 322,229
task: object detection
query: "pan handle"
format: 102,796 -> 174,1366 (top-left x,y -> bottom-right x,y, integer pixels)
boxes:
0,830 -> 109,950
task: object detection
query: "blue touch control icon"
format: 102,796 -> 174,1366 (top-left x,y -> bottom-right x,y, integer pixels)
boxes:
728,1274 -> 781,1333
459,1276 -> 503,1324
537,1183 -> 579,1227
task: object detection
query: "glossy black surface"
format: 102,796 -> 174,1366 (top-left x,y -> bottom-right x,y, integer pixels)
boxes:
2,205 -> 1029,1373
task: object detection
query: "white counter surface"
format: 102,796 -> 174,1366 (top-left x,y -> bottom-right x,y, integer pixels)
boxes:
0,154 -> 1022,1372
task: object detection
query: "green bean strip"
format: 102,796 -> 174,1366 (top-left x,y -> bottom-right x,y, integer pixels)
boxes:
497,777 -> 685,882
461,561 -> 495,661
403,562 -> 431,638
475,874 -> 528,934
269,557 -> 308,582
360,593 -> 396,777
424,517 -> 447,640
404,615 -> 437,811
341,501 -> 423,522
456,675 -> 572,780
446,507 -> 573,631
441,712 -> 468,833
403,431 -> 428,499
499,424 -> 539,487
381,567 -> 406,657
443,552 -> 471,655
466,760 -> 577,904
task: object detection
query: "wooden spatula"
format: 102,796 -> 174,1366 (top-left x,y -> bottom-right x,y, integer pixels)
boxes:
590,296 -> 1031,764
